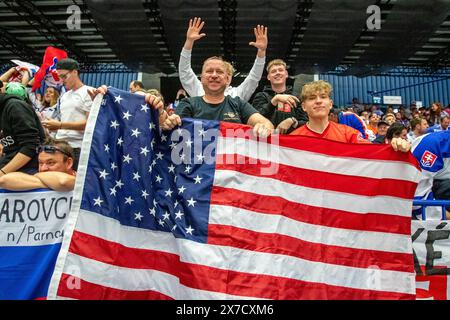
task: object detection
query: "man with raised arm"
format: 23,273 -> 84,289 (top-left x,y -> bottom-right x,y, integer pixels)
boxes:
179,17 -> 267,102
163,56 -> 273,138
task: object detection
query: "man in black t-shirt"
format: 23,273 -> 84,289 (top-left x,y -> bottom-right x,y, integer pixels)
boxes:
161,56 -> 273,137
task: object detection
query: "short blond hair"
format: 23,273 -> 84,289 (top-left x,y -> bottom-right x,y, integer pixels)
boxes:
266,59 -> 287,73
202,56 -> 225,71
300,80 -> 333,101
223,61 -> 235,77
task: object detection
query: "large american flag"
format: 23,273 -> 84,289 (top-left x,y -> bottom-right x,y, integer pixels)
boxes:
48,88 -> 421,300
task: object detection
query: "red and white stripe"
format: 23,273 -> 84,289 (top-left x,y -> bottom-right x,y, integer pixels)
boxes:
50,122 -> 420,300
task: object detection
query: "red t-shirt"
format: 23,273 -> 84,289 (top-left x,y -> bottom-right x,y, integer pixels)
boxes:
290,121 -> 369,144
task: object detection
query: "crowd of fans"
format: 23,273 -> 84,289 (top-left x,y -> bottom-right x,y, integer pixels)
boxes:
0,17 -> 448,219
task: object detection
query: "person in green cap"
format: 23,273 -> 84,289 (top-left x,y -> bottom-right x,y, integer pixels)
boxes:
0,81 -> 46,175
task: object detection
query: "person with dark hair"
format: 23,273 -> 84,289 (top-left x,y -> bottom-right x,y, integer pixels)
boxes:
0,138 -> 76,191
41,58 -> 93,170
0,83 -> 46,175
384,122 -> 408,143
129,80 -> 146,95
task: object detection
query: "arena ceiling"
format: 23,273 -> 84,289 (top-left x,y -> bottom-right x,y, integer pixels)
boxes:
1,0 -> 450,76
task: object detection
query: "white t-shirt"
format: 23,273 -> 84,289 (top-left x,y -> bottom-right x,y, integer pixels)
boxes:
56,85 -> 93,148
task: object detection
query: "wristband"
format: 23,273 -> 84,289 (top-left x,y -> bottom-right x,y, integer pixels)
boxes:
291,117 -> 298,128
0,169 -> 6,175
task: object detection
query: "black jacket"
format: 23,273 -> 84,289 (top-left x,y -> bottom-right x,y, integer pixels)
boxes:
252,85 -> 309,131
0,94 -> 46,172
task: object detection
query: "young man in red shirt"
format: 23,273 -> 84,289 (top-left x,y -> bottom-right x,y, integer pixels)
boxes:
290,80 -> 410,152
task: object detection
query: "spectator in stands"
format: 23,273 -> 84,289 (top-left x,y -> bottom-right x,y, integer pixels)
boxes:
129,80 -> 146,96
429,102 -> 444,126
359,110 -> 369,124
383,122 -> 408,144
0,82 -> 46,175
160,56 -> 273,137
372,120 -> 389,144
407,117 -> 429,143
0,138 -> 75,191
383,113 -> 396,126
427,115 -> 449,133
412,131 -> 450,219
290,80 -> 410,152
41,58 -> 93,170
252,59 -> 308,134
367,112 -> 379,135
179,17 -> 267,102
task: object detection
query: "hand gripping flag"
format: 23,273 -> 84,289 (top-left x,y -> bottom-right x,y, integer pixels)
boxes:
31,46 -> 67,92
49,88 -> 421,300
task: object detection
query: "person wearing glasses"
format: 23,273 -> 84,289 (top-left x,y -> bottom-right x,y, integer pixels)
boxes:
0,81 -> 46,176
0,139 -> 76,191
41,58 -> 93,170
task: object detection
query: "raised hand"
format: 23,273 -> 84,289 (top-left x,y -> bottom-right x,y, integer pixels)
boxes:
186,17 -> 206,43
249,25 -> 268,56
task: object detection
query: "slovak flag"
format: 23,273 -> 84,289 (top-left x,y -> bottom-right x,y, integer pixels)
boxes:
32,46 -> 68,92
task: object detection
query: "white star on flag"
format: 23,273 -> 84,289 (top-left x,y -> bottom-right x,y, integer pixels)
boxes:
149,207 -> 156,216
125,196 -> 134,205
131,128 -> 141,138
115,179 -> 124,188
169,142 -> 177,149
133,172 -> 141,181
155,175 -> 163,183
134,212 -> 143,221
99,169 -> 109,179
117,137 -> 124,146
93,196 -> 103,207
178,185 -> 186,194
198,128 -> 206,137
164,189 -> 173,197
158,219 -> 165,226
123,154 -> 132,164
109,188 -> 117,196
114,95 -> 123,104
149,122 -> 155,130
122,111 -> 132,120
110,120 -> 119,129
156,152 -> 164,160
186,225 -> 194,235
175,210 -> 184,219
161,134 -> 167,142
196,153 -> 205,162
168,164 -> 175,173
184,165 -> 191,173
193,175 -> 203,184
104,144 -> 110,152
140,104 -> 149,113
140,146 -> 150,156
187,197 -> 196,207
185,139 -> 193,147
111,162 -> 117,171
162,212 -> 170,220
141,190 -> 149,199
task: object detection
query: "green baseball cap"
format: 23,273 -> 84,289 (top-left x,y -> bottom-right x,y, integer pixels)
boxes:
5,82 -> 27,100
